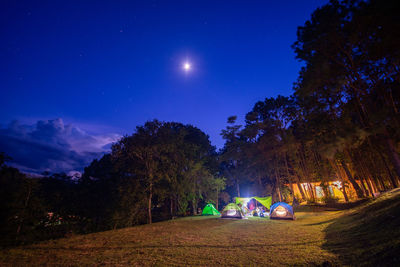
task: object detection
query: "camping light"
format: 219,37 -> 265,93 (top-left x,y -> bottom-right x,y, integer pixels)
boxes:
227,210 -> 236,216
275,206 -> 287,217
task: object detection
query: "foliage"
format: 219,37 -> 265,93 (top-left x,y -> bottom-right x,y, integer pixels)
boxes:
110,120 -> 222,222
0,164 -> 46,246
0,120 -> 223,244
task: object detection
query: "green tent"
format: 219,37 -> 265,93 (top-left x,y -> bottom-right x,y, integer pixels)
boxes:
235,196 -> 272,209
221,203 -> 244,218
202,204 -> 220,215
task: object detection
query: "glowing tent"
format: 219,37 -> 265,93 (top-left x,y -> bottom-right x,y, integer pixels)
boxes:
235,196 -> 272,210
202,204 -> 220,216
221,203 -> 244,219
270,202 -> 295,220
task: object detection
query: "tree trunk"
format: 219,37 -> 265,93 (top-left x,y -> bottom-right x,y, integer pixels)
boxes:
377,177 -> 388,191
274,163 -> 282,202
359,178 -> 369,196
366,138 -> 393,190
356,152 -> 375,196
296,181 -> 307,201
357,151 -> 379,196
216,189 -> 219,211
299,143 -> 311,178
367,178 -> 377,196
236,178 -> 240,198
257,175 -> 263,196
370,176 -> 381,192
192,199 -> 197,215
370,178 -> 378,193
364,177 -> 374,197
341,182 -> 349,202
384,137 -> 400,187
16,182 -> 32,242
328,158 -> 349,202
295,174 -> 307,201
341,159 -> 364,198
148,182 -> 153,224
276,185 -> 282,202
289,180 -> 295,202
284,153 -> 296,202
373,139 -> 398,188
170,198 -> 173,218
307,183 -> 315,202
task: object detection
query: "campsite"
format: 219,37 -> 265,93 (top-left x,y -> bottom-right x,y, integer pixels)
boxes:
1,0 -> 400,266
1,189 -> 399,266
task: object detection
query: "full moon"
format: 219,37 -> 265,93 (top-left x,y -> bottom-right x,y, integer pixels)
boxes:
183,62 -> 191,71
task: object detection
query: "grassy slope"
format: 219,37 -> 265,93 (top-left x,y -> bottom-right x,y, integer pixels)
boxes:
323,188 -> 400,266
1,189 -> 399,266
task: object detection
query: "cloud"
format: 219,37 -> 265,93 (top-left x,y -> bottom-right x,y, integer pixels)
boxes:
0,118 -> 121,174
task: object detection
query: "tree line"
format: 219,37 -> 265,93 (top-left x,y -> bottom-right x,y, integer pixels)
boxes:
0,122 -> 225,246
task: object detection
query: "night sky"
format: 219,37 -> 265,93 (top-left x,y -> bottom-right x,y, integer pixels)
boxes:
1,0 -> 328,174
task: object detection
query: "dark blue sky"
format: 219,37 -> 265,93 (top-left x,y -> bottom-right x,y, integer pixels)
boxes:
1,0 -> 328,173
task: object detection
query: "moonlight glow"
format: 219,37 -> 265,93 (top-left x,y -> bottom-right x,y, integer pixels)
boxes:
183,62 -> 191,71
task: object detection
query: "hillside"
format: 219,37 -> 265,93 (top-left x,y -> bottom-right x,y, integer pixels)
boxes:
324,188 -> 400,266
1,189 -> 399,266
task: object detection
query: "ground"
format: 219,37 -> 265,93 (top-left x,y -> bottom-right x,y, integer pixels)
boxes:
1,189 -> 399,266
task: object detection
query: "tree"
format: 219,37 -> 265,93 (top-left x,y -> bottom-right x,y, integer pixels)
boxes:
293,0 -> 400,186
220,116 -> 249,198
111,120 -> 219,223
112,120 -> 165,224
210,177 -> 226,210
243,96 -> 297,202
0,156 -> 45,246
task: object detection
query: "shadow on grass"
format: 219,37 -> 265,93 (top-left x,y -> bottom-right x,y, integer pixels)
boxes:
304,218 -> 337,226
296,199 -> 369,213
23,240 -> 322,251
322,190 -> 400,266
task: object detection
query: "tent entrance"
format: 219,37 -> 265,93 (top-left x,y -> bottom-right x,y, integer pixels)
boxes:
235,196 -> 272,217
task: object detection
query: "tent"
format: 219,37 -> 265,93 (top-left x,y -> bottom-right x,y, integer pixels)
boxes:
221,203 -> 244,219
202,204 -> 220,216
235,196 -> 272,210
270,202 -> 295,220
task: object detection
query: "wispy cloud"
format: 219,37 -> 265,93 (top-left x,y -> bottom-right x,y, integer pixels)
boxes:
0,118 -> 121,174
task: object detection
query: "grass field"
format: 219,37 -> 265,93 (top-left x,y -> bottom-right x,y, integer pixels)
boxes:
1,189 -> 399,266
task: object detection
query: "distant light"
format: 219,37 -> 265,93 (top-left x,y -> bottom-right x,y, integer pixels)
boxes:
183,62 -> 191,71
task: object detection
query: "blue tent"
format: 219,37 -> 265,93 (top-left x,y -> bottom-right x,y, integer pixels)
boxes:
270,202 -> 295,220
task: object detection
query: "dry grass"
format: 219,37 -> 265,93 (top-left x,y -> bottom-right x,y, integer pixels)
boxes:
1,189 -> 399,266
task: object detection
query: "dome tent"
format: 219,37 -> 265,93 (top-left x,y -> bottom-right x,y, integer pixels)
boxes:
221,203 -> 244,219
202,204 -> 220,215
270,202 -> 295,220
